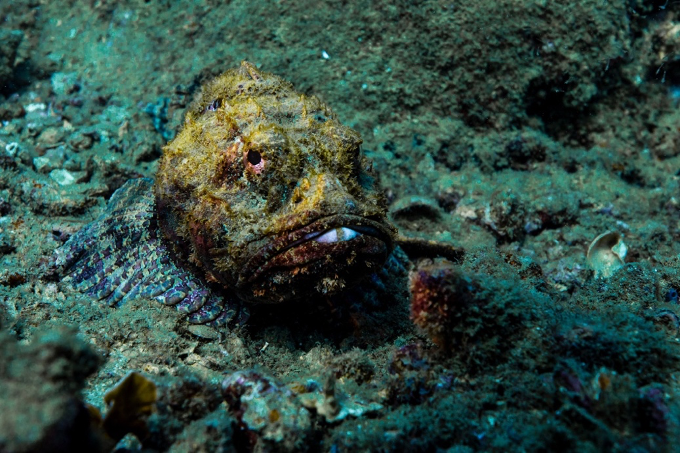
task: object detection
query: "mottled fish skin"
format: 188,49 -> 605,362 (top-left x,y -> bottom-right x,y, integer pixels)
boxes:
154,61 -> 397,304
51,176 -> 401,327
52,178 -> 244,326
51,61 -> 403,328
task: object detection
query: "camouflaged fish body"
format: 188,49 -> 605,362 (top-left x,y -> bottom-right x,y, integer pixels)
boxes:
53,178 -> 240,325
52,61 -> 398,327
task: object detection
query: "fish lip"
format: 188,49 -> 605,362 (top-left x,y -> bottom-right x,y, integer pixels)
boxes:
237,214 -> 394,288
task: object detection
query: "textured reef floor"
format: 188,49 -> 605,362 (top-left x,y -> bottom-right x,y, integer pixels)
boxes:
2,0 -> 680,451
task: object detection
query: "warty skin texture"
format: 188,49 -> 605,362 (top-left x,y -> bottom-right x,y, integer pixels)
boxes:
156,61 -> 396,303
52,61 -> 397,326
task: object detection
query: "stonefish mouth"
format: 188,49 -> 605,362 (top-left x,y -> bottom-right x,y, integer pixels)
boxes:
300,224 -> 381,245
236,216 -> 394,302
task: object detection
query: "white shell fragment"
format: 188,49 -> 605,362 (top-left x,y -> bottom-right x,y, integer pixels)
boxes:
586,231 -> 628,279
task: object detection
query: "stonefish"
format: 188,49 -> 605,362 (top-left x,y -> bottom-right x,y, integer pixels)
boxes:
51,61 -> 406,327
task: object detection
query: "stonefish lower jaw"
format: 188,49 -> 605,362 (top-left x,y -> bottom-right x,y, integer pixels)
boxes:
237,215 -> 393,303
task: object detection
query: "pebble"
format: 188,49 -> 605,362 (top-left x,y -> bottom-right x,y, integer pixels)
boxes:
33,147 -> 66,173
67,131 -> 94,151
37,127 -> 64,147
49,169 -> 87,186
391,195 -> 442,220
50,72 -> 81,96
187,325 -> 220,340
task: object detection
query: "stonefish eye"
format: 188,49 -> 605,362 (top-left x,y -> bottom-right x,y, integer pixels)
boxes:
247,150 -> 262,165
244,147 -> 266,175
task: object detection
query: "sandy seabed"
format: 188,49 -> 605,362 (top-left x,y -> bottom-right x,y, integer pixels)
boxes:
1,0 -> 680,451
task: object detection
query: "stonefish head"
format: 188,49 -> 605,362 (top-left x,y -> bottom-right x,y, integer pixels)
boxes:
155,61 -> 396,304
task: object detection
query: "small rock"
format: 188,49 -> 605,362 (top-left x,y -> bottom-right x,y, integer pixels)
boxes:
18,176 -> 96,215
23,103 -> 47,122
33,156 -> 51,173
483,187 -> 527,241
51,72 -> 81,96
391,195 -> 442,221
49,169 -> 87,186
222,370 -> 313,452
33,147 -> 66,173
0,103 -> 25,121
0,155 -> 17,170
102,105 -> 131,124
298,375 -> 383,423
63,157 -> 83,171
0,327 -> 103,451
16,144 -> 36,166
186,325 -> 220,340
132,141 -> 161,163
37,127 -> 65,147
436,187 -> 464,212
50,169 -> 75,185
24,103 -> 47,114
68,131 -> 95,151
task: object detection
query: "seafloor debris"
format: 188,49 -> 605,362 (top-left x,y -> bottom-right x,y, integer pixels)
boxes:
409,259 -> 541,369
482,187 -> 527,241
390,195 -> 443,221
409,264 -> 467,347
101,371 -> 158,442
296,374 -> 383,423
222,370 -> 313,452
221,369 -> 383,451
586,231 -> 627,279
